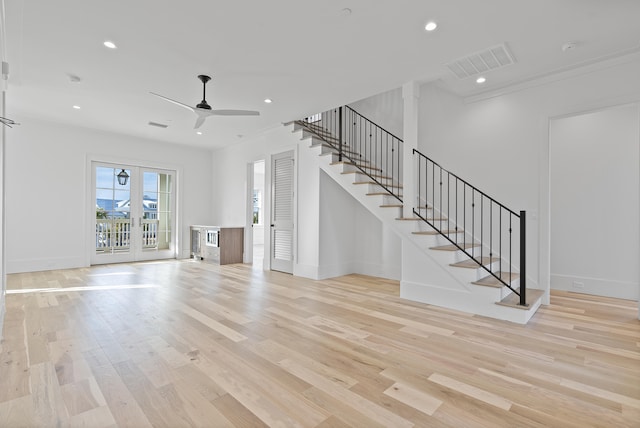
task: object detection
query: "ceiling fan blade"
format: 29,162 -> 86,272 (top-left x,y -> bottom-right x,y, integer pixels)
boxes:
194,116 -> 207,129
150,92 -> 195,112
211,109 -> 260,116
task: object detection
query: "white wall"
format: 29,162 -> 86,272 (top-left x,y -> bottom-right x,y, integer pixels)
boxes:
318,170 -> 400,280
417,54 -> 640,302
5,117 -> 213,273
550,104 -> 639,299
349,87 -> 404,139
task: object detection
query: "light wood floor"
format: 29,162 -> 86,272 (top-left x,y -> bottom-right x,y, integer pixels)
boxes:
1,260 -> 638,427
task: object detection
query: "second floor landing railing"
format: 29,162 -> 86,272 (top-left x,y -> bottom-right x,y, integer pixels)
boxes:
297,106 -> 403,202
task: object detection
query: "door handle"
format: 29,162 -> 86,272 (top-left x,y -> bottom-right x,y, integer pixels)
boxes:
270,224 -> 275,227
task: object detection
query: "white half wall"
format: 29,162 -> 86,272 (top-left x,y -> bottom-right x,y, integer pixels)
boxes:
549,104 -> 640,300
5,117 -> 213,273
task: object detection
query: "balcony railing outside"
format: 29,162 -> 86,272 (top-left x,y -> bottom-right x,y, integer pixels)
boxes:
96,218 -> 160,252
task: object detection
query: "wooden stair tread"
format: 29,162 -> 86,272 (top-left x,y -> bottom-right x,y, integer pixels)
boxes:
412,229 -> 464,235
430,243 -> 479,251
472,271 -> 520,288
341,171 -> 394,180
366,192 -> 402,197
496,288 -> 544,309
320,152 -> 369,163
320,145 -> 360,155
330,162 -> 382,172
380,204 -> 402,208
354,181 -> 403,189
450,257 -> 500,269
395,217 -> 421,221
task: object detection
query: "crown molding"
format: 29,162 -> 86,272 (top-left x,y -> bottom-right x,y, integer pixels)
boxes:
464,47 -> 640,104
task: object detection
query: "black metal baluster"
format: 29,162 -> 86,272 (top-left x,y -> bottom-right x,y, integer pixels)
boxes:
490,201 -> 493,271
500,209 -> 502,276
520,211 -> 526,306
455,178 -> 458,245
472,189 -> 475,259
439,167 -> 443,231
509,214 -> 512,285
447,172 -> 450,234
338,107 -> 343,162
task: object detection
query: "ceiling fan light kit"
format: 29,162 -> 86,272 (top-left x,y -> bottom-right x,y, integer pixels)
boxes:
151,74 -> 260,129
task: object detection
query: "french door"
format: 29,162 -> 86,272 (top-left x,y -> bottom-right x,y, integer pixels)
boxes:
270,150 -> 294,273
91,163 -> 176,264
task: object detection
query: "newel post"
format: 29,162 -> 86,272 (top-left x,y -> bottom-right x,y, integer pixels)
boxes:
402,82 -> 420,217
338,106 -> 343,162
519,210 -> 527,306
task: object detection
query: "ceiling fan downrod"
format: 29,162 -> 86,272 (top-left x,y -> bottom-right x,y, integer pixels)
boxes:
196,75 -> 212,110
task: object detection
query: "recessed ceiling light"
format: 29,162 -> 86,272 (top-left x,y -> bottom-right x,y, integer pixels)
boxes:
196,131 -> 202,135
72,105 -> 81,109
264,98 -> 272,104
425,21 -> 438,32
476,77 -> 486,84
103,40 -> 117,49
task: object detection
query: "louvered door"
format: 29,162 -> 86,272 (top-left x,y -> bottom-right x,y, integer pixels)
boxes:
270,150 -> 294,273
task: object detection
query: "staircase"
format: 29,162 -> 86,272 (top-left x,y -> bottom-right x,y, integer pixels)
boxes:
290,107 -> 543,324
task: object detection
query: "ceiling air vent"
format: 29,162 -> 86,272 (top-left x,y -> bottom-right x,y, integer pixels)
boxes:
445,43 -> 516,79
148,121 -> 168,128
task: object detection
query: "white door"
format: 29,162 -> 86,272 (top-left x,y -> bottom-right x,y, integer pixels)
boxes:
270,151 -> 294,273
92,163 -> 176,264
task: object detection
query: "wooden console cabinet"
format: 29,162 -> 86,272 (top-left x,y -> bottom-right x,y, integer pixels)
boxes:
190,226 -> 244,265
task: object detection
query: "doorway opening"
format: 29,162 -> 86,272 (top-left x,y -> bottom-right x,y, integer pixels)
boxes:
252,160 -> 265,268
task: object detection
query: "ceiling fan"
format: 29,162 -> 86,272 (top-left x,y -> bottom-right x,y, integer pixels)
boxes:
151,75 -> 260,129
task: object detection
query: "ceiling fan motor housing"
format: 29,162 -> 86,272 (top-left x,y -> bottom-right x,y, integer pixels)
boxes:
197,74 -> 212,109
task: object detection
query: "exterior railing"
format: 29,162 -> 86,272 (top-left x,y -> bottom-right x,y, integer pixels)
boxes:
96,218 -> 159,252
298,106 -> 403,202
413,149 -> 527,305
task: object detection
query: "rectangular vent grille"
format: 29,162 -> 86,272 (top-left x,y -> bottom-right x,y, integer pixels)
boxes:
148,121 -> 168,128
446,43 -> 516,79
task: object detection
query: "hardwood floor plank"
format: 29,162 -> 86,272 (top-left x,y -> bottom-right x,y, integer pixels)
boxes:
1,260 -> 638,427
383,381 -> 443,416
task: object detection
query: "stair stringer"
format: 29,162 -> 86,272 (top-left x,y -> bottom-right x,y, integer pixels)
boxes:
291,124 -> 541,323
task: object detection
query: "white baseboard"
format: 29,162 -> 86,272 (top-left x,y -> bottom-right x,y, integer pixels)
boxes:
7,256 -> 86,274
293,263 -> 320,280
354,261 -> 401,281
551,274 -> 638,300
317,262 -> 361,280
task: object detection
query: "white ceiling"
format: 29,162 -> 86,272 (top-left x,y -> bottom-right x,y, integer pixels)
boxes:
4,0 -> 640,149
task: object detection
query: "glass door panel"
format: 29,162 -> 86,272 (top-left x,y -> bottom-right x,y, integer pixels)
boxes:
95,166 -> 132,258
